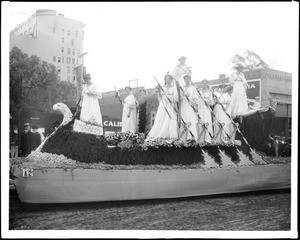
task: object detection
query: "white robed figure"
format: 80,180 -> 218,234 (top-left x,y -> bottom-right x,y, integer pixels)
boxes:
198,80 -> 214,144
172,56 -> 192,87
176,75 -> 199,141
80,74 -> 103,133
213,85 -> 233,143
121,86 -> 138,133
229,64 -> 250,118
147,74 -> 178,139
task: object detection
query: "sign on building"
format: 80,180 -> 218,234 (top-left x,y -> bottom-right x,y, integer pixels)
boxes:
102,116 -> 122,133
211,79 -> 261,105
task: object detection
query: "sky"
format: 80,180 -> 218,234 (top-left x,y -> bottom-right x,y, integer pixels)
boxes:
2,1 -> 299,92
1,2 -> 299,238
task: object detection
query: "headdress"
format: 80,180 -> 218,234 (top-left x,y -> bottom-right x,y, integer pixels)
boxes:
178,56 -> 187,62
125,86 -> 132,91
164,71 -> 173,80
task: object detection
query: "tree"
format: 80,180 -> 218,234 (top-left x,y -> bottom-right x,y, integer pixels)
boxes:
9,47 -> 78,118
230,50 -> 269,71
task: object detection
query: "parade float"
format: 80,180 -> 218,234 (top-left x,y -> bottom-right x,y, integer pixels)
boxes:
10,99 -> 291,204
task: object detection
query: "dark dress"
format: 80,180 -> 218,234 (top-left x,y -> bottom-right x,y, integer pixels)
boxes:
19,131 -> 33,156
32,132 -> 41,150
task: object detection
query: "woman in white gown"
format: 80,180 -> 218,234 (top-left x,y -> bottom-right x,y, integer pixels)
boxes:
177,75 -> 199,141
172,56 -> 192,87
80,74 -> 103,133
121,86 -> 138,133
147,74 -> 178,139
213,84 -> 232,143
198,80 -> 214,144
229,64 -> 250,118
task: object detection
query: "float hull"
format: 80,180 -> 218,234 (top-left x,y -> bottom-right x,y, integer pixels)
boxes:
12,163 -> 290,204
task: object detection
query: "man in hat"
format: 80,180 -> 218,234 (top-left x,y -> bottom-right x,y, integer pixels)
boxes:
80,73 -> 103,133
172,56 -> 192,87
19,123 -> 33,157
31,125 -> 42,150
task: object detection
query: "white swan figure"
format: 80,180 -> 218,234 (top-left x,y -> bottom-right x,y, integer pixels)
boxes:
53,103 -> 74,126
35,103 -> 73,152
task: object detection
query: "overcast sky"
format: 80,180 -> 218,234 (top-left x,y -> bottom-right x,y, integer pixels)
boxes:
2,1 -> 299,92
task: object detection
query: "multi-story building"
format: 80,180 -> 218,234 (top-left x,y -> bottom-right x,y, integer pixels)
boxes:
9,9 -> 85,84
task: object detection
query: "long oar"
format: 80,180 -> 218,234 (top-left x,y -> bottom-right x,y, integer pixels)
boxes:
153,77 -> 195,139
114,87 -> 123,106
209,87 -> 267,165
177,83 -> 235,167
152,78 -> 173,120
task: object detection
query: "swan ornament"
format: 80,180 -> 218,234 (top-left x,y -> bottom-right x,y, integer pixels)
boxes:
53,103 -> 74,126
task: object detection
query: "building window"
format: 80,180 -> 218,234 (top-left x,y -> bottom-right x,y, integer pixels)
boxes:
72,67 -> 75,74
67,58 -> 71,64
72,49 -> 75,55
57,67 -> 61,73
62,37 -> 64,43
77,49 -> 80,56
24,30 -> 27,36
72,58 -> 75,64
68,30 -> 70,36
62,57 -> 64,63
67,76 -> 70,81
53,27 -> 55,33
58,57 -> 61,63
71,39 -> 74,46
62,29 -> 64,35
68,48 -> 71,55
75,31 -> 78,37
53,56 -> 56,62
67,67 -> 70,74
61,47 -> 64,53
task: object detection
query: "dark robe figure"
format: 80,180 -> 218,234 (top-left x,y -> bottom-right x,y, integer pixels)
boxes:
19,123 -> 33,157
32,133 -> 41,150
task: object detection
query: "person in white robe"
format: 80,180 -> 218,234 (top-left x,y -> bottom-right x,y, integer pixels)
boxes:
80,74 -> 103,133
198,80 -> 214,144
172,56 -> 192,87
229,64 -> 250,118
213,84 -> 233,144
176,75 -> 199,141
121,86 -> 138,133
147,74 -> 178,139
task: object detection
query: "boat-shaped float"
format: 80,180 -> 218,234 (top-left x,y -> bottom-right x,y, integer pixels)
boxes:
10,103 -> 291,204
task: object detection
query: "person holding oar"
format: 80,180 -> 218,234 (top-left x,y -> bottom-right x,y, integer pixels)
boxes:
175,74 -> 199,141
198,79 -> 215,144
147,73 -> 178,139
121,86 -> 138,133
